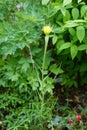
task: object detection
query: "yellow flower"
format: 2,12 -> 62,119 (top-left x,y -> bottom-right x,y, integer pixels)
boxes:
43,26 -> 52,35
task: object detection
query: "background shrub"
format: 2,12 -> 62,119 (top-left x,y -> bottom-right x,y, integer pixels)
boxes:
0,0 -> 87,129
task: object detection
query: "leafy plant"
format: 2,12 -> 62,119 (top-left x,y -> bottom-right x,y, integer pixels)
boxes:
0,0 -> 87,129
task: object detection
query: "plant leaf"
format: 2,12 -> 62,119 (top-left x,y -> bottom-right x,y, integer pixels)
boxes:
63,0 -> 72,6
81,5 -> 87,18
59,42 -> 71,51
42,0 -> 50,5
78,0 -> 82,3
70,45 -> 78,60
78,44 -> 87,51
52,35 -> 58,45
76,26 -> 85,42
50,64 -> 63,75
72,8 -> 79,20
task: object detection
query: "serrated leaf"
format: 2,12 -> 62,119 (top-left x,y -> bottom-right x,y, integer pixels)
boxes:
63,0 -> 72,6
1,44 -> 17,59
42,0 -> 50,5
76,26 -> 85,42
72,8 -> 79,20
21,62 -> 30,72
70,45 -> 78,60
11,73 -> 19,81
78,44 -> 87,51
59,42 -> 71,51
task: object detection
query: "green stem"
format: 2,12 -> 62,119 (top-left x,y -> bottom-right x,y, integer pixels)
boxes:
40,35 -> 49,120
42,35 -> 49,81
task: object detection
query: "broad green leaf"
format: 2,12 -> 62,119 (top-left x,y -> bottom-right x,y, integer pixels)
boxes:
42,0 -> 50,5
78,44 -> 87,51
76,26 -> 85,42
72,8 -> 79,20
59,42 -> 71,51
50,64 -> 63,75
78,0 -> 82,3
70,45 -> 78,60
68,28 -> 76,36
56,40 -> 65,54
52,35 -> 58,45
63,0 -> 72,6
81,5 -> 87,17
63,10 -> 71,22
60,7 -> 66,16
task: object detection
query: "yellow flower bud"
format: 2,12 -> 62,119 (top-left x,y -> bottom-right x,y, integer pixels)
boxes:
43,26 -> 52,35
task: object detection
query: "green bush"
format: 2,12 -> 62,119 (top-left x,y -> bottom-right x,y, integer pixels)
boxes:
0,0 -> 87,129
46,0 -> 87,87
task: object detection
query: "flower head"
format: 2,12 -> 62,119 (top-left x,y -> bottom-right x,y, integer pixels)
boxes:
68,119 -> 73,124
76,114 -> 82,121
43,26 -> 52,35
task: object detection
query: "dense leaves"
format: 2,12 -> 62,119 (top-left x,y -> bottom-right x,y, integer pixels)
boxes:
0,0 -> 87,130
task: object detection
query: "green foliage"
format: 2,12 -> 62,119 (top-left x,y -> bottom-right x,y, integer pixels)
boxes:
0,0 -> 87,129
47,0 -> 87,87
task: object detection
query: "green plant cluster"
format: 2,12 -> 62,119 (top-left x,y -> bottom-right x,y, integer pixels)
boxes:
0,0 -> 87,130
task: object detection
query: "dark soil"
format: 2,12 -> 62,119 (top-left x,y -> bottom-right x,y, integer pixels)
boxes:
55,86 -> 87,108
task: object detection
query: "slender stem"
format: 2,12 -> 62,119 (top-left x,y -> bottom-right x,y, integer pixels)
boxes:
40,35 -> 49,119
42,35 -> 49,81
40,35 -> 49,102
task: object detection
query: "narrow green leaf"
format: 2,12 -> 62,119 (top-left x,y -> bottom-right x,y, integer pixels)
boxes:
70,45 -> 78,60
72,8 -> 79,20
76,26 -> 85,42
78,44 -> 87,51
64,21 -> 78,28
42,0 -> 50,5
64,20 -> 85,28
59,42 -> 71,51
63,0 -> 72,6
